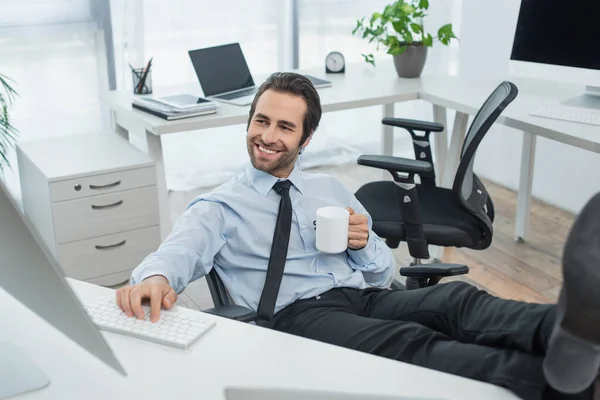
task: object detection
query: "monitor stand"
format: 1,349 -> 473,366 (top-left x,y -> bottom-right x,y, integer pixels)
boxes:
561,85 -> 600,111
0,342 -> 50,400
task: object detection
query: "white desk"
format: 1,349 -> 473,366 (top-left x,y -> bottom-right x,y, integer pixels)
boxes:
1,279 -> 520,400
101,60 -> 599,242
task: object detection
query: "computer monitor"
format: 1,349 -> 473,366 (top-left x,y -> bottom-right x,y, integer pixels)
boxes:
0,183 -> 125,399
509,0 -> 600,109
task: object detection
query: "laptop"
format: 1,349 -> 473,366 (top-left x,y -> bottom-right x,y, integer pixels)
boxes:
188,42 -> 332,106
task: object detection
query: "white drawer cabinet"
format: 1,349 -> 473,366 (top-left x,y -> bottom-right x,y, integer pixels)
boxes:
56,226 -> 161,285
17,133 -> 161,286
49,166 -> 156,202
53,186 -> 160,243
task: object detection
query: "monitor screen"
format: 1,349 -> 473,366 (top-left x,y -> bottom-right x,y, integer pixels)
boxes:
0,183 -> 125,377
510,0 -> 600,71
189,43 -> 255,96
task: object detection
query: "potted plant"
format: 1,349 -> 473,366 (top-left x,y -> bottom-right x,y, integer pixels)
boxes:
352,0 -> 457,78
0,73 -> 18,174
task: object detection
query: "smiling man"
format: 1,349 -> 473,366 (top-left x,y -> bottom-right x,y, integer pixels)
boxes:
118,72 -> 600,400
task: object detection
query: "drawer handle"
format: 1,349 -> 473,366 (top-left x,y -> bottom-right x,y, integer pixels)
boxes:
91,200 -> 123,210
95,240 -> 127,250
89,180 -> 121,190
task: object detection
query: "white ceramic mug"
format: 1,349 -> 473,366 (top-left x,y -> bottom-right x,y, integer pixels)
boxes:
315,206 -> 350,254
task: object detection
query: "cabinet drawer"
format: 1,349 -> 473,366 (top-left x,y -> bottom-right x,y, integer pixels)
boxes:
53,186 -> 159,244
56,225 -> 161,283
50,166 -> 156,202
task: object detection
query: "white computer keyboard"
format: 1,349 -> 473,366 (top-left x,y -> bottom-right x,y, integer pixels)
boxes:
530,105 -> 600,126
84,296 -> 216,349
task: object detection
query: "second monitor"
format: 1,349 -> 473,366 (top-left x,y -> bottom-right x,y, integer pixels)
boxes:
510,0 -> 600,110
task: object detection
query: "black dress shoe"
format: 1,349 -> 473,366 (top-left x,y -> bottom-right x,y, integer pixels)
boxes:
544,192 -> 600,394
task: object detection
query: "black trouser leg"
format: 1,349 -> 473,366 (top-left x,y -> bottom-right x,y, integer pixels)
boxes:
271,289 -> 547,400
361,281 -> 556,355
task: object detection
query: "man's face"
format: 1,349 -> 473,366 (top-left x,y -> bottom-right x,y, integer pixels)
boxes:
247,89 -> 311,178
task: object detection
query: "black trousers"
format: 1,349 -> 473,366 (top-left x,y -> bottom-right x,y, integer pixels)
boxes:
266,281 -> 586,400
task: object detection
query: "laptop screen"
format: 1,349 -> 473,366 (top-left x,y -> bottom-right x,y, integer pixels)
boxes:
189,43 -> 255,97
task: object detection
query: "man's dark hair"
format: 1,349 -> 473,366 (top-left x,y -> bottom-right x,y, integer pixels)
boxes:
246,72 -> 322,146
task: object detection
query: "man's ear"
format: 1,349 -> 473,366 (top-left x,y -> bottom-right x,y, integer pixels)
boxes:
299,132 -> 313,154
303,132 -> 314,148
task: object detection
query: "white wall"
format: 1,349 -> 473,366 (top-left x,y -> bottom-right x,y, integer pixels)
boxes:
459,0 -> 600,215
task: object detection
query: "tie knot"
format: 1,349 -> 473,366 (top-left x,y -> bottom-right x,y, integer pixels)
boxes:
273,179 -> 292,194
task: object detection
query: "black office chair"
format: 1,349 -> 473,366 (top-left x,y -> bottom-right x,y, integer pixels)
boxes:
203,269 -> 258,322
354,81 -> 519,289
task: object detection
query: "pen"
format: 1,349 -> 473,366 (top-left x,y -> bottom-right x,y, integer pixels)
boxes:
136,57 -> 153,94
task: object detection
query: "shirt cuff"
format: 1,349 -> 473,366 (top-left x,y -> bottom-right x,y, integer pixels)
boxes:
347,235 -> 378,268
130,266 -> 173,289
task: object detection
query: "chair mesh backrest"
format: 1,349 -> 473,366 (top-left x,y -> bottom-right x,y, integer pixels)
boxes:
206,268 -> 235,307
452,81 -> 518,216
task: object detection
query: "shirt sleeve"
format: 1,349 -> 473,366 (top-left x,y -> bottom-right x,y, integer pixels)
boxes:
345,194 -> 395,288
130,199 -> 226,293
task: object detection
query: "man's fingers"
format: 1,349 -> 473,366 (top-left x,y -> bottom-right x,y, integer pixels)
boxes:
163,289 -> 177,309
115,289 -> 123,310
129,289 -> 147,320
349,215 -> 367,225
346,207 -> 355,215
348,231 -> 369,241
349,239 -> 365,249
348,224 -> 368,232
120,287 -> 134,317
149,287 -> 163,322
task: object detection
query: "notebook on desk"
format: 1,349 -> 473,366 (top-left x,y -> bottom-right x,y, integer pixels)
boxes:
132,96 -> 217,120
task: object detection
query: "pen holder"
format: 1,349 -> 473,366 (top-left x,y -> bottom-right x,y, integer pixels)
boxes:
132,67 -> 152,95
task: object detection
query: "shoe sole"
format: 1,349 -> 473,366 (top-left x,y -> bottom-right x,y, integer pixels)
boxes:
544,192 -> 600,394
561,192 -> 600,342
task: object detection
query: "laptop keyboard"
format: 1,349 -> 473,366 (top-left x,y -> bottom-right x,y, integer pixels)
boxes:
217,87 -> 258,100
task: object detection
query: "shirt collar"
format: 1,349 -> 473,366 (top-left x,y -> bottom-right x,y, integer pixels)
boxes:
245,162 -> 305,196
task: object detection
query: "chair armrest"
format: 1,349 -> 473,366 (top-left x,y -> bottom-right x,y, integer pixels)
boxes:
399,263 -> 469,278
357,155 -> 432,175
382,117 -> 444,132
203,304 -> 257,322
390,278 -> 405,290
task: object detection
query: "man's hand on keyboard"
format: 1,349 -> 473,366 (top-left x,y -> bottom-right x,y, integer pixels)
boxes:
115,275 -> 178,322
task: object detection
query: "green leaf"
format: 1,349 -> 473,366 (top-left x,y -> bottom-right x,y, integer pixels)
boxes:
410,23 -> 422,34
391,20 -> 407,34
361,53 -> 376,66
423,33 -> 433,47
418,0 -> 429,10
382,35 -> 399,49
388,45 -> 407,56
400,4 -> 415,14
437,23 -> 457,45
351,18 -> 363,35
369,12 -> 382,24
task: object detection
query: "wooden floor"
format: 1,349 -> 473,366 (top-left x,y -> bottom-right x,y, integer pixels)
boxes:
169,163 -> 574,311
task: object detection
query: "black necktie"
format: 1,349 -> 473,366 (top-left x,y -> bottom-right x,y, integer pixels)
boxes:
257,180 -> 293,321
